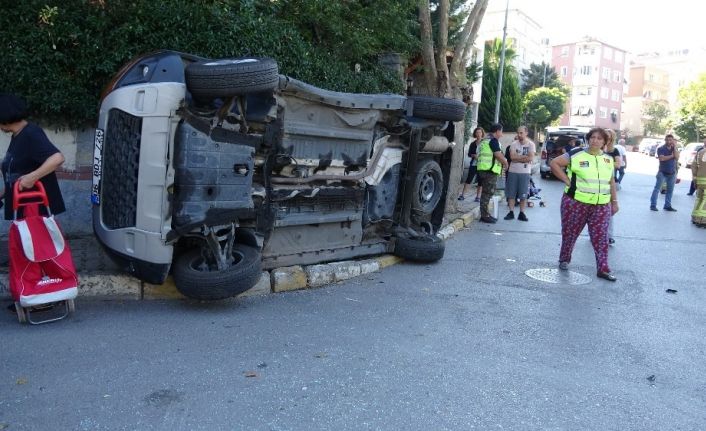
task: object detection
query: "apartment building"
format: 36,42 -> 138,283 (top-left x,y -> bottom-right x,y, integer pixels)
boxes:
476,7 -> 547,76
621,64 -> 670,135
552,37 -> 627,129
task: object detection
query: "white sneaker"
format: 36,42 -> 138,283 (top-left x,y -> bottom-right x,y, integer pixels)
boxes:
559,262 -> 569,270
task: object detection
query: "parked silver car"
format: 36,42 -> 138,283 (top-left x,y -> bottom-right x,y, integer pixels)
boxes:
93,51 -> 465,299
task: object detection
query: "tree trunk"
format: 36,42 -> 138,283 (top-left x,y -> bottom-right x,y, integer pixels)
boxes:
418,0 -> 436,95
435,0 -> 451,97
443,0 -> 489,215
417,0 -> 490,216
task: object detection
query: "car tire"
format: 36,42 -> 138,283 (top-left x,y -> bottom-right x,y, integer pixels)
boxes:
412,159 -> 444,215
409,96 -> 466,122
173,244 -> 262,300
185,57 -> 279,100
394,235 -> 445,262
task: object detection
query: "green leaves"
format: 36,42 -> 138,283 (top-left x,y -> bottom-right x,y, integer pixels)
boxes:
478,38 -> 522,130
523,87 -> 568,133
1,0 -> 415,127
674,73 -> 706,141
642,102 -> 671,136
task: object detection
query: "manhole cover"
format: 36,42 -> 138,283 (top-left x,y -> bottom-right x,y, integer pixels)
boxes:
525,268 -> 592,285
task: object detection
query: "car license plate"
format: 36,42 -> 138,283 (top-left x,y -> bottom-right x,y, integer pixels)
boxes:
91,128 -> 104,205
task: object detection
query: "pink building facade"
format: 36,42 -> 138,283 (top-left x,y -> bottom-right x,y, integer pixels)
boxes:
552,38 -> 626,129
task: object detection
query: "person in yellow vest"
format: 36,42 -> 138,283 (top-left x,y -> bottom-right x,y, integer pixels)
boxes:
691,142 -> 706,227
550,127 -> 619,281
477,123 -> 509,223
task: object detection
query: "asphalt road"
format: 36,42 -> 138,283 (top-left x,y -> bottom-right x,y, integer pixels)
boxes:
1,152 -> 704,431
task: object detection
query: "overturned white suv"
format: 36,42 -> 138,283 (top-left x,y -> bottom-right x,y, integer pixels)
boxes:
93,51 -> 464,299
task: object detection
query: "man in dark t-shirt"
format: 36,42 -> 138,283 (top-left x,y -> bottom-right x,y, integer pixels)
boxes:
649,134 -> 679,211
0,94 -> 66,220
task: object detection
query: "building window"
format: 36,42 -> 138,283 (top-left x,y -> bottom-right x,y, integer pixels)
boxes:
613,71 -> 621,82
614,51 -> 623,63
610,109 -> 619,123
561,46 -> 569,57
648,73 -> 655,82
602,67 -> 611,80
573,106 -> 594,116
600,87 -> 609,99
561,66 -> 568,77
580,65 -> 592,75
611,89 -> 620,101
600,107 -> 608,118
603,47 -> 613,59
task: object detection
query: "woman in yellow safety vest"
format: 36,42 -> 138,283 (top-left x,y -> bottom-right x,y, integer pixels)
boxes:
549,127 -> 619,281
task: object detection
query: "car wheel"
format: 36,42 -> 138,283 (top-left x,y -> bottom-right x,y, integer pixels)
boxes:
173,244 -> 262,300
185,57 -> 279,100
412,159 -> 444,215
409,96 -> 466,122
393,235 -> 445,262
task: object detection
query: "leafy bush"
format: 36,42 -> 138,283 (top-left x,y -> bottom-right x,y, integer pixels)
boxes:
1,1 -> 417,127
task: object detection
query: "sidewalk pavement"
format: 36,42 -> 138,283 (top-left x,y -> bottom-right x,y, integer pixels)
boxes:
0,199 -> 484,302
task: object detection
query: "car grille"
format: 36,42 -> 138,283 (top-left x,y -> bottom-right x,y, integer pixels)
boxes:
102,109 -> 142,229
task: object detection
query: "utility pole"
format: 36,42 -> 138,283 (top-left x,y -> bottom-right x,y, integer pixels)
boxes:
493,0 -> 509,124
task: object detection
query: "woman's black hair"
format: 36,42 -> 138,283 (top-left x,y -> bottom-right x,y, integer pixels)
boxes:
0,94 -> 28,124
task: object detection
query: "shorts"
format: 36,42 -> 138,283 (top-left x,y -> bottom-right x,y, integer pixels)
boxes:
505,172 -> 530,200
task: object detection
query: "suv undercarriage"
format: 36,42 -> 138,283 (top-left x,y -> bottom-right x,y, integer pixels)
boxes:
93,51 -> 464,299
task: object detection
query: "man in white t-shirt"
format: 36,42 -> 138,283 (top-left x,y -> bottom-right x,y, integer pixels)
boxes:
615,139 -> 627,185
503,126 -> 535,221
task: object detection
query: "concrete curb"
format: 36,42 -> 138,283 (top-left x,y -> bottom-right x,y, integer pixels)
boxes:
0,205 -> 484,301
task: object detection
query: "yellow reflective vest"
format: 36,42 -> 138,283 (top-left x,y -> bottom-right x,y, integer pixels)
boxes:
564,150 -> 614,205
477,138 -> 501,175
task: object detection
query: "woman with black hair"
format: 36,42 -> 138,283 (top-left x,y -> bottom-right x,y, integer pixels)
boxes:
458,126 -> 485,202
0,94 -> 65,220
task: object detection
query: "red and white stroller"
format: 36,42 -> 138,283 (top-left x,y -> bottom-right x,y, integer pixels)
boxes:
9,181 -> 77,324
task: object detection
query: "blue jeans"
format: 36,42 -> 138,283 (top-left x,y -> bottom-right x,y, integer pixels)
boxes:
650,171 -> 676,208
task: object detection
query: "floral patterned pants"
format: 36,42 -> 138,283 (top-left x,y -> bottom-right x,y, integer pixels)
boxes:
559,194 -> 612,273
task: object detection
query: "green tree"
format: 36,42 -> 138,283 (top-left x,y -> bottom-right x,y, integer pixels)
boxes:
673,73 -> 706,141
478,39 -> 522,130
642,101 -> 670,136
0,0 -> 420,126
520,62 -> 564,94
523,87 -> 567,137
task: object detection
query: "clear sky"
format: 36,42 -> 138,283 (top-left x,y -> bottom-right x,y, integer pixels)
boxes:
487,0 -> 702,54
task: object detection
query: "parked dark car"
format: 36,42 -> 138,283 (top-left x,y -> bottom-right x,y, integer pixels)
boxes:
540,126 -> 588,179
92,51 -> 465,299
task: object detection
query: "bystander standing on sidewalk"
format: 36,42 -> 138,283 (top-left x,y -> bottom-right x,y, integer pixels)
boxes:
477,123 -> 508,224
459,127 -> 484,202
503,126 -> 534,222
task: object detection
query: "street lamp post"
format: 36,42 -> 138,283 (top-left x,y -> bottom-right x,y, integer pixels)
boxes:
493,0 -> 510,124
